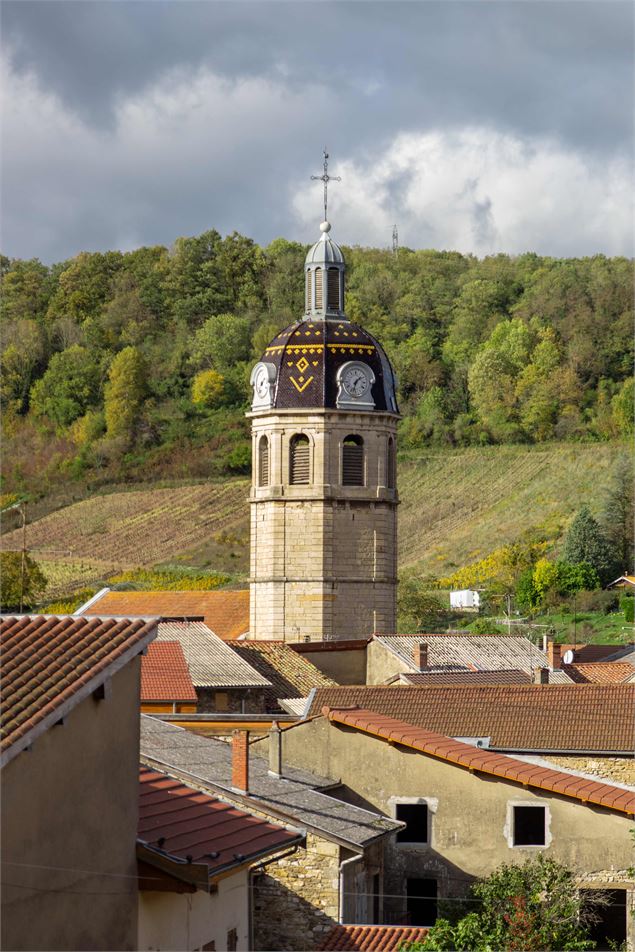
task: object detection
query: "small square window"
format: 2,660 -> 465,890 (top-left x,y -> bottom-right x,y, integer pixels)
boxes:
395,803 -> 428,843
513,806 -> 546,846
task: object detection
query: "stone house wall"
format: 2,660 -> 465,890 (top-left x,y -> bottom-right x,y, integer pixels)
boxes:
195,686 -> 268,713
545,755 -> 635,786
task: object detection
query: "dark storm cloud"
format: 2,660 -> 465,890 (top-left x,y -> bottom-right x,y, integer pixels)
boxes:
2,1 -> 633,261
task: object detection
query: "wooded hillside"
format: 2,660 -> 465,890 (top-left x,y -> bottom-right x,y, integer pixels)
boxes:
1,234 -> 632,498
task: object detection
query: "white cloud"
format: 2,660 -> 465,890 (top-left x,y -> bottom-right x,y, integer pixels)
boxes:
291,129 -> 633,257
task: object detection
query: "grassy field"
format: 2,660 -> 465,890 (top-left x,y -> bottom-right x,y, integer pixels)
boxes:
1,442 -> 628,602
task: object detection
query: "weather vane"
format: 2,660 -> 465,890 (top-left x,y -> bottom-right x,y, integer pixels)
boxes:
311,148 -> 341,222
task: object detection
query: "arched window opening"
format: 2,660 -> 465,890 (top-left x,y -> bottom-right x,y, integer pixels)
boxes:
290,434 -> 310,485
258,435 -> 269,487
305,270 -> 312,311
314,268 -> 323,310
342,435 -> 364,486
387,437 -> 396,489
327,268 -> 340,311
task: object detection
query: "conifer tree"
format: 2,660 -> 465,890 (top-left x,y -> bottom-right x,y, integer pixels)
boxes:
104,346 -> 146,443
562,505 -> 617,585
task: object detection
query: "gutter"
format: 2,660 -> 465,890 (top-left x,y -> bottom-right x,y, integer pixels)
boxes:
490,747 -> 634,757
339,852 -> 362,923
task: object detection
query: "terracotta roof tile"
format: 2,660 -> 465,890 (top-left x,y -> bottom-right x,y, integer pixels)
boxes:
140,642 -> 197,702
309,684 -> 635,752
558,643 -> 629,663
562,662 -> 635,684
230,641 -> 335,710
81,590 -> 249,640
138,766 -> 301,877
319,925 -> 429,951
403,668 -> 532,685
325,708 -> 635,817
1,614 -> 158,762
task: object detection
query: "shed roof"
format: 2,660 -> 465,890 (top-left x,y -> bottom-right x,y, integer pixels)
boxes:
80,589 -> 250,640
141,642 -> 197,702
374,634 -> 572,680
155,622 -> 269,688
140,716 -> 401,849
307,684 -> 635,753
402,668 -> 531,686
230,641 -> 335,710
139,765 -> 301,879
319,925 -> 430,951
1,614 -> 158,765
324,707 -> 635,817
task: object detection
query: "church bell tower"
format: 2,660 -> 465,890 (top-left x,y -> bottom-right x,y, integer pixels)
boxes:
248,154 -> 399,642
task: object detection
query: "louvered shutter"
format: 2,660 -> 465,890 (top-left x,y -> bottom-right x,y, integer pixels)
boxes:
306,271 -> 312,311
258,437 -> 269,486
314,268 -> 323,309
290,437 -> 310,485
327,268 -> 340,310
342,441 -> 364,486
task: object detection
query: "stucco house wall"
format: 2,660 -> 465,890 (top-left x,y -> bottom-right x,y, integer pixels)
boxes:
366,638 -> 410,684
138,869 -> 248,951
294,643 -> 368,685
1,659 -> 141,951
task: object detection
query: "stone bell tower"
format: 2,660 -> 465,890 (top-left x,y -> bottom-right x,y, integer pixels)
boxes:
248,165 -> 399,642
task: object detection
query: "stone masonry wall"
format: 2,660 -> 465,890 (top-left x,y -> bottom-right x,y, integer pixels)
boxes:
253,833 -> 341,951
545,756 -> 635,785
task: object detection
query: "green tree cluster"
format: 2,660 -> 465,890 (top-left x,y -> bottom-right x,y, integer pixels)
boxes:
0,552 -> 48,611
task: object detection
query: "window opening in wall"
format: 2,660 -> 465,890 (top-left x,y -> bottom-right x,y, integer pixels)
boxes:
387,437 -> 396,489
342,435 -> 364,486
581,889 -> 627,951
214,692 -> 229,712
258,435 -> 269,486
513,806 -> 546,846
314,268 -> 323,309
290,434 -> 310,485
327,268 -> 340,310
395,803 -> 428,844
407,878 -> 437,926
306,270 -> 312,311
226,929 -> 237,952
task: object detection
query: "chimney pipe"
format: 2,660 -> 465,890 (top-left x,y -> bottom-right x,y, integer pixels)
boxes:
232,730 -> 249,794
413,642 -> 429,670
269,721 -> 282,777
547,642 -> 562,670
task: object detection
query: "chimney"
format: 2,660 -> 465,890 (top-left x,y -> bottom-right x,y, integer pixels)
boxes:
269,721 -> 282,777
547,642 -> 562,670
232,730 -> 249,794
533,667 -> 549,684
413,642 -> 429,670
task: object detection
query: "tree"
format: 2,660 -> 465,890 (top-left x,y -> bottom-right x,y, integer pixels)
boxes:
189,313 -> 251,372
397,574 -> 445,631
562,506 -> 618,585
191,369 -> 225,408
0,319 -> 47,413
404,855 -> 597,951
104,346 -> 147,442
29,344 -> 99,429
0,552 -> 48,611
600,455 -> 634,573
611,377 -> 634,438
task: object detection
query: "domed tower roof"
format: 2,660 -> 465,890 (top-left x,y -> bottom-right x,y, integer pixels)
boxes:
304,221 -> 345,266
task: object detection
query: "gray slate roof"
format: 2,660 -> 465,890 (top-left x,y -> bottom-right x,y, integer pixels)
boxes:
156,622 -> 270,688
140,716 -> 401,849
376,634 -> 573,683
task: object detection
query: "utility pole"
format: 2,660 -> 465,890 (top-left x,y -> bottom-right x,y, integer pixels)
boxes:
392,224 -> 399,255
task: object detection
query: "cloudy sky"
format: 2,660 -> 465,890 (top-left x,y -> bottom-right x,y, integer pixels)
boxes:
2,1 -> 633,263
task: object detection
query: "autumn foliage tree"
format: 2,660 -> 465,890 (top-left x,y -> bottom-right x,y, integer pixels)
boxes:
104,346 -> 146,442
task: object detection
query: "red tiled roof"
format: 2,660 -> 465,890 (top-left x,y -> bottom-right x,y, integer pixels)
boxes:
82,590 -> 250,640
562,662 -> 635,684
403,669 -> 531,685
324,707 -> 635,817
140,642 -> 197,702
308,685 -> 635,752
558,643 -> 629,663
319,925 -> 429,951
138,766 -> 301,877
231,641 -> 335,710
1,614 -> 158,763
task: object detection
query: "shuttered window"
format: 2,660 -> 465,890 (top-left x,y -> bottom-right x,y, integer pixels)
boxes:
327,268 -> 340,310
290,434 -> 310,485
342,435 -> 364,486
387,437 -> 396,489
314,268 -> 323,309
258,435 -> 269,486
306,270 -> 312,311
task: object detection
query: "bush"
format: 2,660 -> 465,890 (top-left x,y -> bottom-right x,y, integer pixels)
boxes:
620,594 -> 634,623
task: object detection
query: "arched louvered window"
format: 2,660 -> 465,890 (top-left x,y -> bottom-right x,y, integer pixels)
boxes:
258,435 -> 269,487
314,268 -> 323,310
306,270 -> 312,311
327,268 -> 340,311
290,434 -> 310,485
342,435 -> 364,486
387,436 -> 396,489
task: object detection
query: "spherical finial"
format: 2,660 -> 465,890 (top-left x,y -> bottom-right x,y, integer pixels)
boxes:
320,221 -> 331,233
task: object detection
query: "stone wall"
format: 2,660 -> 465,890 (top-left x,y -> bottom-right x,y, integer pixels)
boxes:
545,755 -> 635,786
252,833 -> 341,951
195,686 -> 267,714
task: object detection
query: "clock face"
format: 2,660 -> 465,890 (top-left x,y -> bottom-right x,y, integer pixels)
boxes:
254,366 -> 270,398
342,364 -> 370,398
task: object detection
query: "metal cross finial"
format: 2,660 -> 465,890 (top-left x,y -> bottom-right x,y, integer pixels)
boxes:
311,148 -> 341,222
